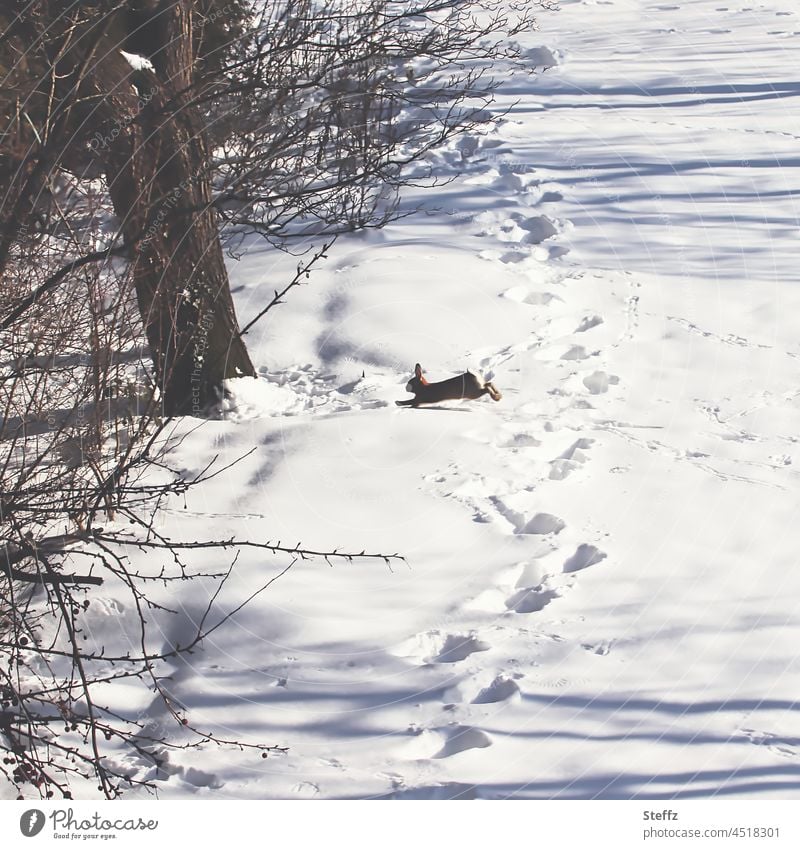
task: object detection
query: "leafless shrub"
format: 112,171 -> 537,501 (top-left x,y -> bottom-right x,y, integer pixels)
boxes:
0,0 -> 550,798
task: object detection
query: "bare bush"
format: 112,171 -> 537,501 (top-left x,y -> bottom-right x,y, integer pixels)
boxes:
0,0 -> 550,798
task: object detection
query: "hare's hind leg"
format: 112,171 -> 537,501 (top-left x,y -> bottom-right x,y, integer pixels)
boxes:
485,382 -> 502,402
395,398 -> 417,407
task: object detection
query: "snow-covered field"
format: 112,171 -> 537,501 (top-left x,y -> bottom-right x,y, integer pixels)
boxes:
94,0 -> 800,799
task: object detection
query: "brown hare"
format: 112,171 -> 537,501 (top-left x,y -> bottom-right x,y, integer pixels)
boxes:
396,363 -> 502,407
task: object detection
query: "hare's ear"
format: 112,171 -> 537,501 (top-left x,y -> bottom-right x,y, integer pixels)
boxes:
415,363 -> 423,378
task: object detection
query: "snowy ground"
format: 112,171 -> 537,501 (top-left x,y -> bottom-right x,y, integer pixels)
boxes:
90,0 -> 800,799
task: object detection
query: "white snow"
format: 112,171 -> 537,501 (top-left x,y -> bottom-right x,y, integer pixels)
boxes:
120,50 -> 155,73
48,0 -> 800,799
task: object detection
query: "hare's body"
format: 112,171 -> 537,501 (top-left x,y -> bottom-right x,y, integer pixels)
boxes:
396,363 -> 502,407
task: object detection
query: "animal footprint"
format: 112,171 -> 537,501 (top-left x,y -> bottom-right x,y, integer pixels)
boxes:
293,781 -> 321,797
541,244 -> 570,260
502,285 -> 563,306
537,190 -> 564,204
741,728 -> 797,758
505,586 -> 559,614
563,544 -> 606,573
503,559 -> 561,614
433,726 -> 493,758
583,371 -> 619,394
472,675 -> 522,704
495,165 -> 539,194
520,215 -> 558,244
550,438 -> 594,480
433,633 -> 491,663
575,315 -> 604,333
582,641 -> 613,656
518,512 -> 566,536
443,670 -> 523,704
393,630 -> 490,664
500,432 -> 542,449
498,250 -> 530,264
561,345 -> 591,361
181,766 -> 223,789
549,459 -> 579,480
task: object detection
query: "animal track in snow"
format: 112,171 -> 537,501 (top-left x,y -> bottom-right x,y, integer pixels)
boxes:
400,725 -> 492,760
490,498 -> 566,537
136,748 -> 223,789
494,165 -> 540,194
535,676 -> 572,689
667,316 -> 773,351
395,631 -> 491,665
473,674 -> 522,703
501,285 -> 564,306
417,125 -> 614,746
255,363 -> 392,415
767,454 -> 792,467
443,669 -> 523,704
613,290 -> 640,348
499,240 -> 570,264
583,370 -> 619,394
549,460 -> 576,482
550,438 -> 594,480
520,512 -> 566,535
432,726 -> 493,758
475,332 -> 543,371
473,211 -> 563,262
563,544 -> 607,573
537,190 -> 564,204
497,250 -> 530,264
464,559 -> 555,614
433,634 -> 492,663
500,432 -> 542,449
519,215 -> 558,244
575,314 -> 604,333
384,782 -> 482,800
559,438 -> 595,462
293,781 -> 321,797
582,641 -> 613,656
561,345 -> 591,361
503,559 -> 562,614
540,244 -> 571,261
182,767 -> 223,789
505,586 -> 559,614
741,728 -> 797,759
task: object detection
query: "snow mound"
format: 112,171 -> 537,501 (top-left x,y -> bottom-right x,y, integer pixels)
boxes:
218,376 -> 304,419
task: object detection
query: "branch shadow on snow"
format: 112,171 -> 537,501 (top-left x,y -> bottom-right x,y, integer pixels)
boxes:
514,79 -> 800,111
370,763 -> 800,800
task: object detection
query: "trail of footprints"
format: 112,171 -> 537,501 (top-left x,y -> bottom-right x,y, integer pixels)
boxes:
449,98 -> 571,267
395,483 -> 607,759
392,53 -> 620,768
400,237 -> 612,759
741,727 -> 798,760
394,521 -> 606,760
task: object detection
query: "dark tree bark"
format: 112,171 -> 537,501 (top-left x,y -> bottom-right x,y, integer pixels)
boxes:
3,0 -> 551,414
99,0 -> 254,415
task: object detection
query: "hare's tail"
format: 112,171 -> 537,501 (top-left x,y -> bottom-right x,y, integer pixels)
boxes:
485,381 -> 502,402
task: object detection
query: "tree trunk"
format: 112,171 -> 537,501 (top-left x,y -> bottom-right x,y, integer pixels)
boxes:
100,0 -> 254,415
